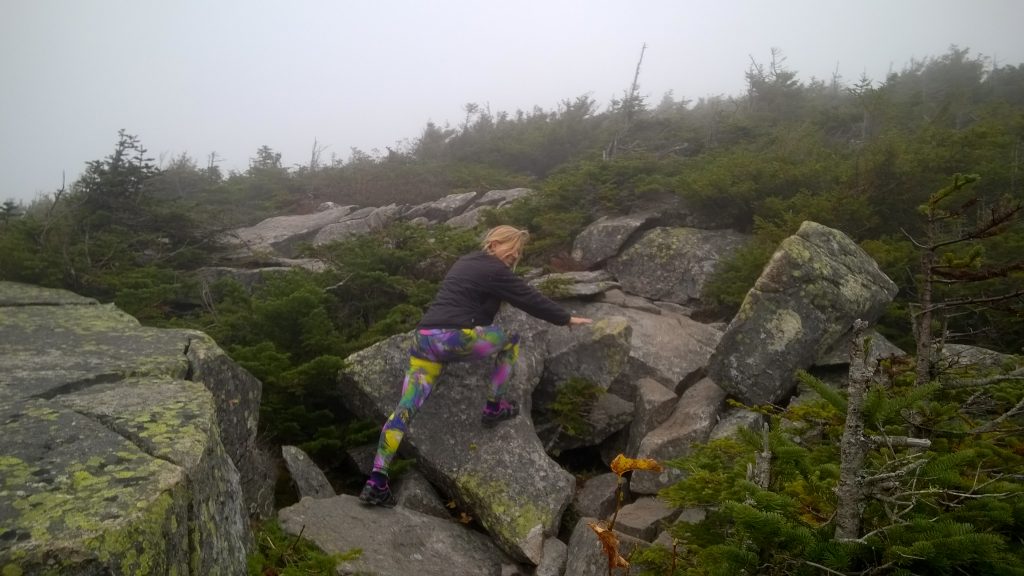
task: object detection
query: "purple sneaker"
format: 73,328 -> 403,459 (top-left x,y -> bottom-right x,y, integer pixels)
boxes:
482,399 -> 520,428
358,478 -> 396,507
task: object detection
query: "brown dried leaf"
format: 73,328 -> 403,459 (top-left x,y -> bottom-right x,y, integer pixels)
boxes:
589,521 -> 629,570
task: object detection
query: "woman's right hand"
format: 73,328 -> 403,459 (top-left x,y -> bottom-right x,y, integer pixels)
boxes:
569,316 -> 593,326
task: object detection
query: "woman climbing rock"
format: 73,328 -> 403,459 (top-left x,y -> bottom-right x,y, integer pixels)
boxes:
359,225 -> 592,506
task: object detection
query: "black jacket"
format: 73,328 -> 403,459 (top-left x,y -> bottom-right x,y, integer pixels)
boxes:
418,251 -> 571,328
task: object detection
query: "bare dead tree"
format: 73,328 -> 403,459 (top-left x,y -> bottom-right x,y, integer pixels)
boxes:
604,43 -> 647,161
39,171 -> 67,244
835,319 -> 872,540
905,173 -> 1024,386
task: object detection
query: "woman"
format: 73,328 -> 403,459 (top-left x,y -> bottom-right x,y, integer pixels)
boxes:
359,225 -> 592,506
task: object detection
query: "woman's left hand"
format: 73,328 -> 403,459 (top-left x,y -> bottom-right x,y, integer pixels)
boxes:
569,316 -> 593,326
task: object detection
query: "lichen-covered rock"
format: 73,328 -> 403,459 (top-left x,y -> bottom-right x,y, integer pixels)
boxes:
0,397 -> 191,575
282,445 -> 335,499
337,310 -> 574,564
185,333 -> 273,519
532,271 -> 621,299
56,378 -> 250,575
279,495 -> 516,576
572,213 -> 658,269
540,393 -> 635,454
707,222 -> 898,405
572,302 -> 722,397
631,378 -> 727,494
0,282 -> 259,573
608,227 -> 750,307
542,317 -> 632,391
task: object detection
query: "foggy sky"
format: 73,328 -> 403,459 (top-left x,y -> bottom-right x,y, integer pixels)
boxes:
2,0 -> 1022,203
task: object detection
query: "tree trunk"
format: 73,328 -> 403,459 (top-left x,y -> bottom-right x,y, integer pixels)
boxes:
835,319 -> 871,540
915,206 -> 936,387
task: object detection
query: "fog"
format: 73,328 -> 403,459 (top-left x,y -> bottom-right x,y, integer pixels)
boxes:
2,0 -> 1022,203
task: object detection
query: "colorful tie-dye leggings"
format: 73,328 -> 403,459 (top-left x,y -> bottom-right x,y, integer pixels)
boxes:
371,326 -> 521,475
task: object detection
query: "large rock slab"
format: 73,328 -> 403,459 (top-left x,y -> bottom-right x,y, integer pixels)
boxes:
0,282 -> 260,572
56,377 -> 250,575
279,495 -> 516,576
707,222 -> 898,405
631,378 -> 727,494
186,333 -> 272,519
337,310 -> 574,564
573,302 -> 722,396
226,204 -> 358,257
541,316 -> 632,392
608,227 -> 750,307
473,188 -> 534,209
0,397 -> 191,574
403,191 -> 479,222
313,204 -> 401,245
572,213 -> 658,269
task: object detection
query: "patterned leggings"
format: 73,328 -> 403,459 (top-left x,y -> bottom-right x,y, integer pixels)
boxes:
371,326 -> 521,475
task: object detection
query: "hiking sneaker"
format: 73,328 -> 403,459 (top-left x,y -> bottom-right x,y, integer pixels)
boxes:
358,479 -> 397,507
481,399 -> 520,428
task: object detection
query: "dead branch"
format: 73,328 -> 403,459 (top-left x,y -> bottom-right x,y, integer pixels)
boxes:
753,422 -> 772,489
940,368 -> 1024,389
869,436 -> 932,449
970,395 -> 1024,433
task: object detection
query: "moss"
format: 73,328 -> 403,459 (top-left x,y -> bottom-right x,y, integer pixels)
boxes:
455,473 -> 553,544
549,377 -> 604,438
536,277 -> 574,299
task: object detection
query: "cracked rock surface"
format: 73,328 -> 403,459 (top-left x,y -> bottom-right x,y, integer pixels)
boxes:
0,281 -> 261,574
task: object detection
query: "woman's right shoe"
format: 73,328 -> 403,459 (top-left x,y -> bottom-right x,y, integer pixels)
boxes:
358,479 -> 397,507
481,399 -> 519,428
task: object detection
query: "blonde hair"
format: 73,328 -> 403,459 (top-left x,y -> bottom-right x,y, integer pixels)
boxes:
481,225 -> 529,262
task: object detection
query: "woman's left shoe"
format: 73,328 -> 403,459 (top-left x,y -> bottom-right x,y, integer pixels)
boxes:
481,399 -> 519,428
359,479 -> 397,507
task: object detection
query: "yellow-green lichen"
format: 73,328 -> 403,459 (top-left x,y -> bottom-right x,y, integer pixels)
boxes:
766,309 -> 803,353
455,473 -> 553,543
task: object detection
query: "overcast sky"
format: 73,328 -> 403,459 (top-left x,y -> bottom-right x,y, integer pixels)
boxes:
2,0 -> 1022,203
